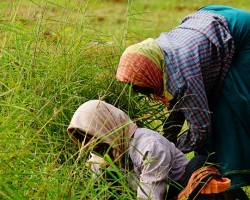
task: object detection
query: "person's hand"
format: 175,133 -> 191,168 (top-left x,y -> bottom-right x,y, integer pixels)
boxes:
86,152 -> 108,169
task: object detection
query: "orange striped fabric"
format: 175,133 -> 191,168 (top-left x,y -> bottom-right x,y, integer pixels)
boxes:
116,52 -> 163,96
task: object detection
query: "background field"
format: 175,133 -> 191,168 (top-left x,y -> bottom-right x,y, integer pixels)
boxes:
1,0 -> 249,199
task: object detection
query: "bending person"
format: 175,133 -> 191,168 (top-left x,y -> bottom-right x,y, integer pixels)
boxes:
116,5 -> 250,194
67,100 -> 230,200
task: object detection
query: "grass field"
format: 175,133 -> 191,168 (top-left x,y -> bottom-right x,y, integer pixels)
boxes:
1,0 -> 250,199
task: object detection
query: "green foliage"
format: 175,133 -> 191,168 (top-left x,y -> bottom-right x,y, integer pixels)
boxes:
0,0 -> 249,199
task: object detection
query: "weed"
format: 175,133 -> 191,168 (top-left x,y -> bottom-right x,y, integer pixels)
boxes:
0,0 -> 249,199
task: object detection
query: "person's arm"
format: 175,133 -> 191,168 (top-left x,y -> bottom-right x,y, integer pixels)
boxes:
163,109 -> 185,144
176,77 -> 211,154
136,141 -> 175,200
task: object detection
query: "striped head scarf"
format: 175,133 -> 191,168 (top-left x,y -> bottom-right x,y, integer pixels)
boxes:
67,100 -> 137,160
116,38 -> 173,106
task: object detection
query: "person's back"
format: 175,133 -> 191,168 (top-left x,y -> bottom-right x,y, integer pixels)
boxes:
116,5 -> 250,196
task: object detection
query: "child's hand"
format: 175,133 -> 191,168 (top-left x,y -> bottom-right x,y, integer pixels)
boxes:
86,152 -> 108,169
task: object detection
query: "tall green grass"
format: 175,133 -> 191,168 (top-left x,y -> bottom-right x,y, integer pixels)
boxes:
1,0 -> 249,199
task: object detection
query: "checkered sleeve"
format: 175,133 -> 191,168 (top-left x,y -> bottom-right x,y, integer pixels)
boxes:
176,76 -> 211,153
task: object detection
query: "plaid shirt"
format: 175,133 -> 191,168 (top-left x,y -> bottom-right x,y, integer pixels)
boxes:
155,10 -> 235,153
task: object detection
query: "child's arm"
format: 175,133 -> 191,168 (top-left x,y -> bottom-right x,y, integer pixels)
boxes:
136,141 -> 178,200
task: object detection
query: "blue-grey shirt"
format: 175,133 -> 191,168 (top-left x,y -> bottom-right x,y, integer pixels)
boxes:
155,10 -> 235,153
